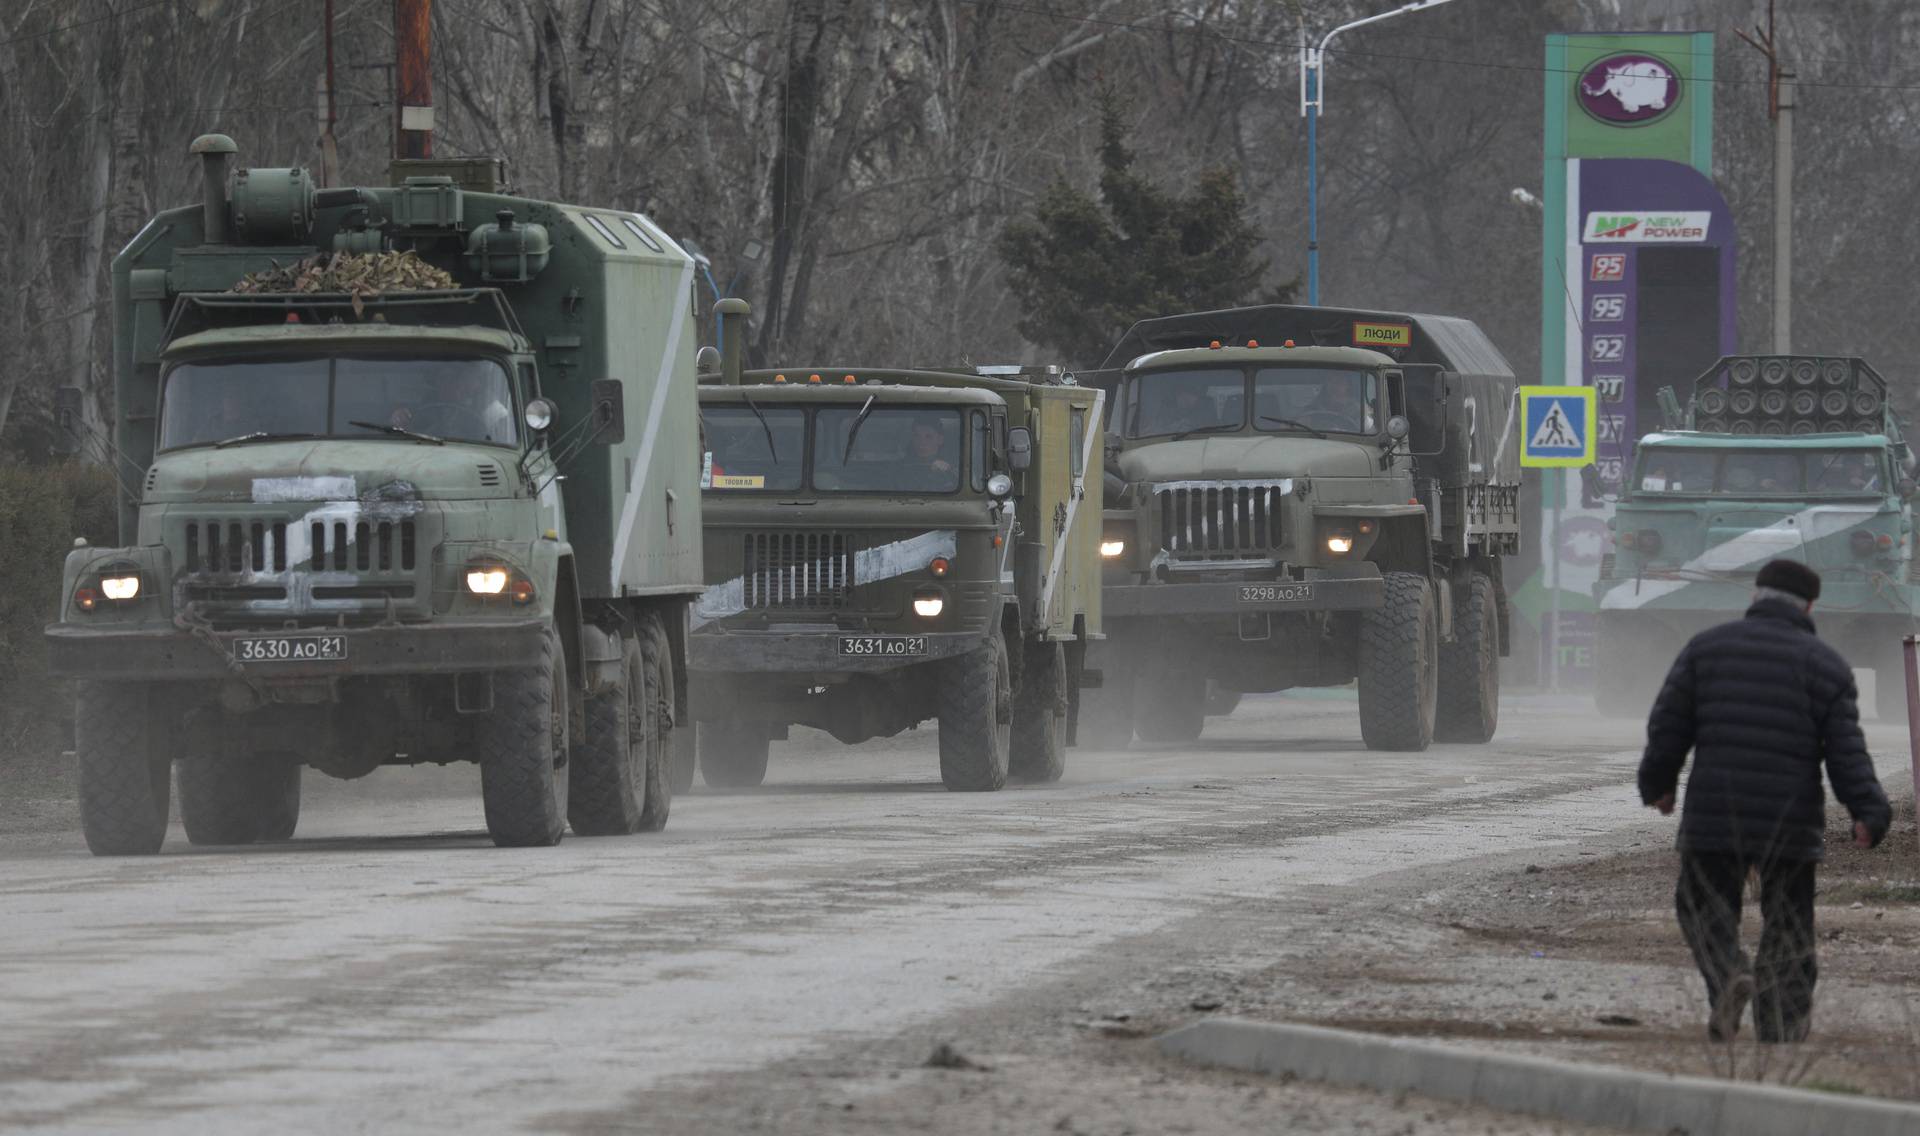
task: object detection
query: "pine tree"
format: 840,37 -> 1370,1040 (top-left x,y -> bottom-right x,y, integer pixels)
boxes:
998,99 -> 1290,366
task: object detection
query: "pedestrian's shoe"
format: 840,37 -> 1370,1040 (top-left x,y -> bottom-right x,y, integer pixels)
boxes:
1708,972 -> 1755,1042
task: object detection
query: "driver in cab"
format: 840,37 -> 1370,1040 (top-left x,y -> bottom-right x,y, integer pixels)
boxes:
390,372 -> 513,442
1307,382 -> 1375,433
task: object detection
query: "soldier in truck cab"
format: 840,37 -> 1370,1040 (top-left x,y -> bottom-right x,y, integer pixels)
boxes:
910,416 -> 956,475
389,368 -> 513,443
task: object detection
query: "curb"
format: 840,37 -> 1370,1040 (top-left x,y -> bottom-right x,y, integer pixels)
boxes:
1158,1018 -> 1920,1136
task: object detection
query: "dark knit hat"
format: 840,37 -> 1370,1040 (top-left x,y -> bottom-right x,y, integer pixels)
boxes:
1756,558 -> 1821,603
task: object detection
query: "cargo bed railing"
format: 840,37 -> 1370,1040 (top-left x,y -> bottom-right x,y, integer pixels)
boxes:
164,289 -> 526,345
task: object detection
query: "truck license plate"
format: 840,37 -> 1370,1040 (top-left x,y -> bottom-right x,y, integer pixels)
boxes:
838,635 -> 929,657
1239,583 -> 1315,604
231,634 -> 348,663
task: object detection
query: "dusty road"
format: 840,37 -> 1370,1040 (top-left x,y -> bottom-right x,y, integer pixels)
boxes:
0,692 -> 1907,1134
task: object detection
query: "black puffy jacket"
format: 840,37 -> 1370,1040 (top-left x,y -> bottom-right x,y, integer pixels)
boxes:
1639,598 -> 1892,861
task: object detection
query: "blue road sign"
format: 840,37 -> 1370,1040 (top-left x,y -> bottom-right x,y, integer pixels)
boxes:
1519,385 -> 1597,468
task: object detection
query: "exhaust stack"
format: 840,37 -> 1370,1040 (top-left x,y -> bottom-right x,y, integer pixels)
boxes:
190,134 -> 239,245
716,299 -> 751,386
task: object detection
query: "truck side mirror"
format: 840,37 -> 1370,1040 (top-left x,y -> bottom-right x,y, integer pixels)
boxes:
590,379 -> 625,445
1007,426 -> 1033,472
52,386 -> 84,456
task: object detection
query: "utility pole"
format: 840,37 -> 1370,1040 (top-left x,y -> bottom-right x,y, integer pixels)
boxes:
319,0 -> 339,185
1736,1 -> 1792,353
394,0 -> 434,160
1298,0 -> 1460,305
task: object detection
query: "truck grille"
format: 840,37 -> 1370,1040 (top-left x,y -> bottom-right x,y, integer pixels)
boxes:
1156,483 -> 1286,560
183,518 -> 417,573
743,532 -> 853,611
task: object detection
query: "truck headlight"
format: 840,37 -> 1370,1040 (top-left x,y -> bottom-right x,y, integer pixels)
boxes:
986,473 -> 1013,498
912,589 -> 945,618
99,574 -> 141,600
466,567 -> 510,595
1100,539 -> 1127,559
1325,532 -> 1354,554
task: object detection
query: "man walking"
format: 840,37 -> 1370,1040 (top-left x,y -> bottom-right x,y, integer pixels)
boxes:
1639,559 -> 1892,1043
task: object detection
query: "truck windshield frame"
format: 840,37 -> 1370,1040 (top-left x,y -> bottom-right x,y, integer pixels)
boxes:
1633,447 -> 1889,498
700,402 -> 975,496
1122,365 -> 1379,439
158,352 -> 521,451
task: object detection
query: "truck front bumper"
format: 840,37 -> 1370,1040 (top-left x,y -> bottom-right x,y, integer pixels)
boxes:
689,629 -> 982,675
45,618 -> 550,682
1103,574 -> 1385,619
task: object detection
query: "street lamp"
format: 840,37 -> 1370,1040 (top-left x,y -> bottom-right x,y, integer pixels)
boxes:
1299,0 -> 1461,305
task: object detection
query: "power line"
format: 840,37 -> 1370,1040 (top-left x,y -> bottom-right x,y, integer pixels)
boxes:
968,0 -> 1920,96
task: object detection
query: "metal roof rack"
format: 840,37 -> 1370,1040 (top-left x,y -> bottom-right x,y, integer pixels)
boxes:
163,288 -> 526,346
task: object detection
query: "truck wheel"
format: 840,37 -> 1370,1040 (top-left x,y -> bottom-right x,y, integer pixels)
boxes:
1009,641 -> 1067,783
178,755 -> 302,844
1204,683 -> 1243,717
1135,669 -> 1205,744
669,724 -> 698,795
635,614 -> 675,833
1076,656 -> 1136,749
568,632 -> 649,836
76,682 -> 172,856
479,622 -> 569,847
700,720 -> 771,788
1358,572 -> 1438,752
938,629 -> 1011,791
1435,571 -> 1500,743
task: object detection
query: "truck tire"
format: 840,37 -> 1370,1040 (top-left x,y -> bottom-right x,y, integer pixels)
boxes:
938,629 -> 1011,791
1009,641 -> 1067,783
1435,571 -> 1500,743
700,719 -> 771,788
1204,683 -> 1243,717
635,614 -> 675,832
479,622 -> 569,847
1135,669 -> 1205,744
669,723 -> 698,795
76,682 -> 172,856
1358,572 -> 1438,752
177,755 -> 302,845
568,631 -> 649,836
1076,655 -> 1136,749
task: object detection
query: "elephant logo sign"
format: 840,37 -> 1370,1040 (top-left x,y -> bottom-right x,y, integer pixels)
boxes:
1577,53 -> 1680,126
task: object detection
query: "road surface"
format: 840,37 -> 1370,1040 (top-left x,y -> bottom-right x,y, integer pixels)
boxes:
2,692 -> 1900,1133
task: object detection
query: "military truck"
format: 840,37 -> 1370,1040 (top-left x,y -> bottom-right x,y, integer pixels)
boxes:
681,303 -> 1102,791
1081,305 -> 1522,751
45,135 -> 705,854
1594,354 -> 1917,719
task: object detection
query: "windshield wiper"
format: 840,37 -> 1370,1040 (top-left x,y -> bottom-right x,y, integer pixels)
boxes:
842,394 -> 878,463
1168,422 -> 1241,442
740,390 -> 779,462
349,420 -> 446,445
1256,415 -> 1329,439
212,431 -> 316,449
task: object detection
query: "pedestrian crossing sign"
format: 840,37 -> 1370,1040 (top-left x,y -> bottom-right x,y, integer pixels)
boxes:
1519,385 -> 1597,468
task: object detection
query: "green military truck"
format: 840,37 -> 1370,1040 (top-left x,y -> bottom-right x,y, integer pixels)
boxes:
46,134 -> 705,853
1082,305 -> 1522,751
682,303 -> 1103,791
1594,354 -> 1916,719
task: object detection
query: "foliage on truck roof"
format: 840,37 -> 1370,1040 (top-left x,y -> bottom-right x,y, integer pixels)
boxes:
1099,304 -> 1516,380
229,250 -> 455,297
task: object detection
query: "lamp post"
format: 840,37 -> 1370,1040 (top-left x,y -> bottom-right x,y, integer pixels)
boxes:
1299,0 -> 1461,305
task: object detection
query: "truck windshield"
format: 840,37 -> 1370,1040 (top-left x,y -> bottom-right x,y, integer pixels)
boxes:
1635,449 -> 1886,496
703,405 -> 805,490
159,355 -> 518,450
1124,366 -> 1378,437
1254,368 -> 1377,435
814,407 -> 962,493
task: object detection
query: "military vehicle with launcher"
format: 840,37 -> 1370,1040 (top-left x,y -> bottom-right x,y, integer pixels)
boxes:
47,135 -> 706,853
683,302 -> 1103,791
1082,305 -> 1522,751
1594,354 -> 1917,719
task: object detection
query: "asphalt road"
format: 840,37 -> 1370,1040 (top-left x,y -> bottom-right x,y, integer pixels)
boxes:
1,692 -> 1905,1133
